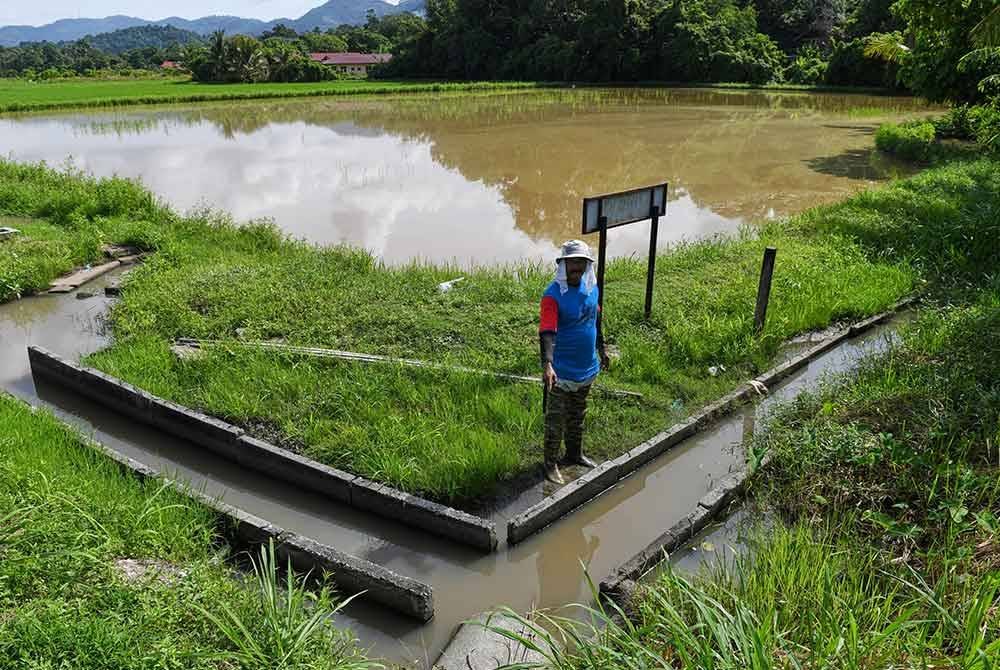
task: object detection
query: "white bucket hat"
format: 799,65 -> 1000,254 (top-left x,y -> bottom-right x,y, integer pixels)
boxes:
557,239 -> 595,262
554,239 -> 597,294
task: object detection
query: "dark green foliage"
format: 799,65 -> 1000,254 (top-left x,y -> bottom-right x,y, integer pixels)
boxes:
84,25 -> 203,55
825,35 -> 898,88
187,31 -> 339,84
786,43 -> 828,84
398,0 -> 786,83
754,0 -> 850,51
894,0 -> 998,102
874,120 -> 936,162
651,0 -> 786,84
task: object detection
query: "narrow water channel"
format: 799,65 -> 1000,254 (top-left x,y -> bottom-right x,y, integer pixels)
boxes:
0,270 -> 904,667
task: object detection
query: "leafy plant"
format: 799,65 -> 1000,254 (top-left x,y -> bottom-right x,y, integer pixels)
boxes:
196,539 -> 370,670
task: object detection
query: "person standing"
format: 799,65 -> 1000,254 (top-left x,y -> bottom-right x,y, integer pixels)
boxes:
538,239 -> 609,484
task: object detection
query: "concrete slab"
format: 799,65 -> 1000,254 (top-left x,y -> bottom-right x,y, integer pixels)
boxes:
49,260 -> 121,290
435,612 -> 548,670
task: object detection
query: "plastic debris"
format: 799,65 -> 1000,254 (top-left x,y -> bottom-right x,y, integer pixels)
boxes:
749,379 -> 769,396
438,277 -> 466,293
708,364 -> 727,377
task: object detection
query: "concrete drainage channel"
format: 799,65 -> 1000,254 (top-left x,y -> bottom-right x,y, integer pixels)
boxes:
27,345 -> 496,553
1,274 -> 914,667
504,297 -> 914,545
6,391 -> 433,620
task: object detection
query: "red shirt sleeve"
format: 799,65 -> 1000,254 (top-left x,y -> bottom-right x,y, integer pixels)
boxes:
539,295 -> 558,333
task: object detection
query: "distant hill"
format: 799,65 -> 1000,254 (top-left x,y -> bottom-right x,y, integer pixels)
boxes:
81,25 -> 203,54
0,0 -> 427,47
287,0 -> 426,32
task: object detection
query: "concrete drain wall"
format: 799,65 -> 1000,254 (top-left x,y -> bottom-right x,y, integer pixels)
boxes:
506,297 -> 914,545
27,345 -> 497,553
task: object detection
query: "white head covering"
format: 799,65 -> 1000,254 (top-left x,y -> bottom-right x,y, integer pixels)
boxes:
555,259 -> 598,295
554,239 -> 598,294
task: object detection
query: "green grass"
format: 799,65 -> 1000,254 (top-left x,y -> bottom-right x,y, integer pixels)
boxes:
0,393 -> 376,669
0,160 -> 172,302
489,283 -> 1000,669
8,156 -> 998,504
0,77 -> 547,113
82,215 -> 912,504
0,77 -> 908,115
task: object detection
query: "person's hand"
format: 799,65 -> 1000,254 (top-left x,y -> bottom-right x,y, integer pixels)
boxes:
543,362 -> 557,391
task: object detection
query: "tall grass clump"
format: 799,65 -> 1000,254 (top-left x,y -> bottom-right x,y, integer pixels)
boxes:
0,394 -> 376,669
197,539 -> 371,670
874,120 -> 937,162
0,158 -> 173,302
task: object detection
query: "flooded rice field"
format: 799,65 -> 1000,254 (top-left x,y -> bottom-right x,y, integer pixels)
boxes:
0,87 -> 933,265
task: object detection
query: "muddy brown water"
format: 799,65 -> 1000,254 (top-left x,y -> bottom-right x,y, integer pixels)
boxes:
0,88 -> 935,265
0,271 -> 904,666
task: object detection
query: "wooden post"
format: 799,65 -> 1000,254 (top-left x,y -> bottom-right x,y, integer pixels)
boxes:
596,214 -> 608,318
644,204 -> 660,320
754,247 -> 777,334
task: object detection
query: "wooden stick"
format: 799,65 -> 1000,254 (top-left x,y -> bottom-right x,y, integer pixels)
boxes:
175,338 -> 644,401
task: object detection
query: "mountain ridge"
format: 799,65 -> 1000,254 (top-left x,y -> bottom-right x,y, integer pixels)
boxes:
0,0 -> 425,47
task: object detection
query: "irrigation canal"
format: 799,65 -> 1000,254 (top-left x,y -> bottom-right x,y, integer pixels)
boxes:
0,267 -> 904,667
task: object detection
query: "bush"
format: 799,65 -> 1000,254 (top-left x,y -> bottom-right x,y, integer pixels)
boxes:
786,43 -> 828,85
969,102 -> 1000,152
874,121 -> 937,162
932,103 -> 1000,152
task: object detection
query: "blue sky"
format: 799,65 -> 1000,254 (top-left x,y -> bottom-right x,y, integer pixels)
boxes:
0,1 -> 341,26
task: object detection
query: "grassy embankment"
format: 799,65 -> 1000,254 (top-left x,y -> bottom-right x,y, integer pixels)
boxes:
0,77 -> 545,113
491,156 -> 1000,664
1,152 -> 938,506
0,77 -> 901,114
0,394 -> 376,669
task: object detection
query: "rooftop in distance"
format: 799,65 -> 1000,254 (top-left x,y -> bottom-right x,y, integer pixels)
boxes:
309,52 -> 393,66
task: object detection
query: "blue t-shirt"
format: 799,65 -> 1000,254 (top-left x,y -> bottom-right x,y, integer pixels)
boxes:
542,280 -> 600,383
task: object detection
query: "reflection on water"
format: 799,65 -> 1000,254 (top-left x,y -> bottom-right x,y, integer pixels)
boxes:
0,88 -> 933,265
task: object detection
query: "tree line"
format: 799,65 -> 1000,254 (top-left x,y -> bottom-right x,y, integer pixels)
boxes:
383,0 -> 999,102
1,0 -> 996,103
0,16 -> 420,82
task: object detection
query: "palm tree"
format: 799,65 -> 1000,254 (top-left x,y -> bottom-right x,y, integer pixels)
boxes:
208,30 -> 227,81
971,6 -> 1000,48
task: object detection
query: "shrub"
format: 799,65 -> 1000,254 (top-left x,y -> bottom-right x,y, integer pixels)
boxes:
874,121 -> 937,162
932,103 -> 1000,152
786,43 -> 828,85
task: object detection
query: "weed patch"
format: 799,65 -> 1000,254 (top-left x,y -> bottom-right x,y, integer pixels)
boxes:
0,394 -> 376,669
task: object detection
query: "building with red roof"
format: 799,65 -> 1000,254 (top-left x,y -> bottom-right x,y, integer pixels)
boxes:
309,52 -> 392,77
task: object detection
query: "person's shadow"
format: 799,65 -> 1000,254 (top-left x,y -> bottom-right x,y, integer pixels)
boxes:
536,525 -> 601,609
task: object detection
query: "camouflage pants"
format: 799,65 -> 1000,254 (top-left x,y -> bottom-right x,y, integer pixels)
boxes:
544,383 -> 592,465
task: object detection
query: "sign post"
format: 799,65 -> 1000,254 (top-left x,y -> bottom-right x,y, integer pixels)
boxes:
582,183 -> 667,321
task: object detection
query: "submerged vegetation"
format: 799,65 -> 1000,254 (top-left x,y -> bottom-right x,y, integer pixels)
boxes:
0,78 -> 545,113
0,393 -> 374,669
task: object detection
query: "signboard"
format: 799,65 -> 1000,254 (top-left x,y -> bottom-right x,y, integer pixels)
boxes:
581,182 -> 668,320
581,183 -> 667,234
